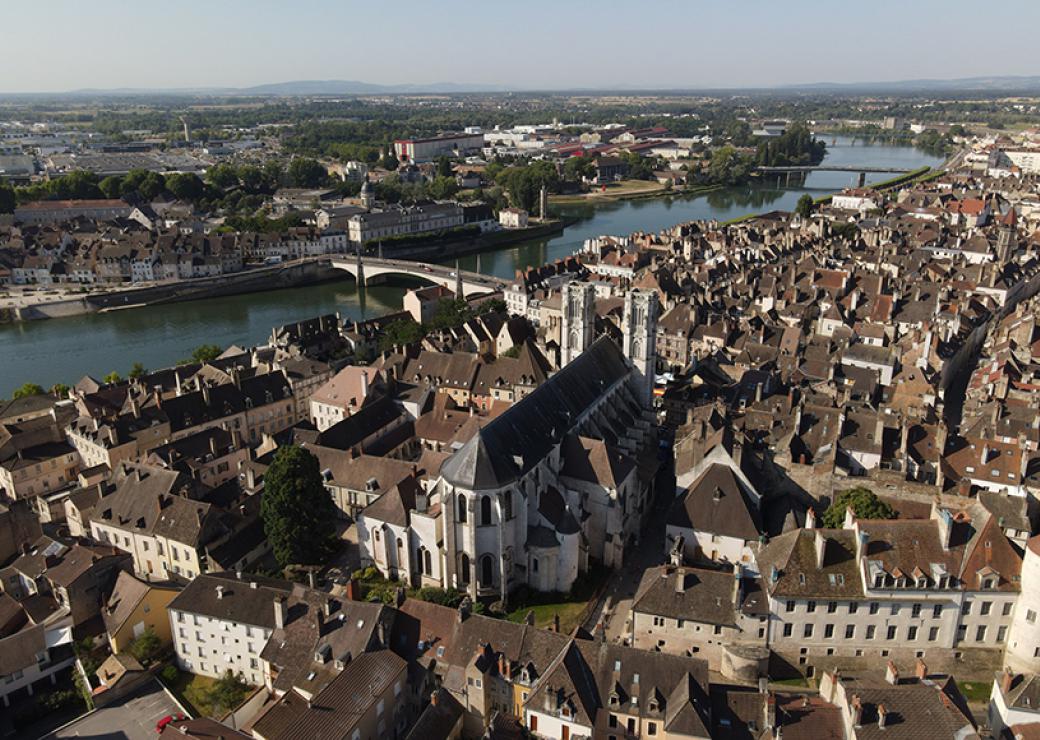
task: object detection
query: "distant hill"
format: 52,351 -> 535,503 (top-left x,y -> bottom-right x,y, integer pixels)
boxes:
9,75 -> 1040,99
239,79 -> 508,95
780,75 -> 1040,93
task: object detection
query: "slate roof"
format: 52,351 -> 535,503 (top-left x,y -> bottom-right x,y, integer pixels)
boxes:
250,649 -> 407,740
441,336 -> 630,489
669,463 -> 762,541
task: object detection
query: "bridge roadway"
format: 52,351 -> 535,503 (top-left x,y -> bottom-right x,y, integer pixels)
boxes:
755,164 -> 922,187
328,255 -> 504,297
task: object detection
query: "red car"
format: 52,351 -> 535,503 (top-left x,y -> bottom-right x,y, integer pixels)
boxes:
155,713 -> 186,733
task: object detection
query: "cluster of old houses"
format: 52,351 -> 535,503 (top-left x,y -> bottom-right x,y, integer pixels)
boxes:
0,213 -> 356,286
4,163 -> 1040,737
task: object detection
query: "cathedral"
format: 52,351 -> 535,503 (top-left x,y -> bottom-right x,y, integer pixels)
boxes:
356,285 -> 661,601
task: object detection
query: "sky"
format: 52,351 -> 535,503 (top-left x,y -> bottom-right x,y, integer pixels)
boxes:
2,0 -> 1038,93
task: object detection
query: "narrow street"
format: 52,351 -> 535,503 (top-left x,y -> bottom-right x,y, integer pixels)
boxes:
584,460 -> 676,642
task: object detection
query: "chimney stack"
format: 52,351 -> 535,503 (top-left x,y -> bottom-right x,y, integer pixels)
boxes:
764,692 -> 776,730
1002,668 -> 1015,694
851,695 -> 863,727
885,661 -> 899,685
805,507 -> 816,529
551,613 -> 560,633
814,530 -> 827,569
274,596 -> 287,630
877,704 -> 888,730
914,658 -> 928,680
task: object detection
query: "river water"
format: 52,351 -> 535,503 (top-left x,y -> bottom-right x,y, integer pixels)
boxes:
0,137 -> 942,396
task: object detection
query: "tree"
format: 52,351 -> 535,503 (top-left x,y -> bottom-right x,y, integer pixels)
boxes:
430,297 -> 473,331
208,670 -> 250,714
563,155 -> 595,182
380,318 -> 425,351
103,371 -> 122,385
127,627 -> 162,665
165,172 -> 206,202
795,194 -> 814,219
191,344 -> 223,363
121,169 -> 165,200
436,155 -> 453,178
260,445 -> 339,567
207,163 -> 240,190
821,486 -> 896,528
50,383 -> 70,398
0,181 -> 17,213
128,362 -> 147,379
707,146 -> 752,186
98,175 -> 124,200
379,147 -> 399,171
12,382 -> 45,399
286,158 -> 327,188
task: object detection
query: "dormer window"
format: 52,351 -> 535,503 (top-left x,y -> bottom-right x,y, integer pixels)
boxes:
609,693 -> 619,707
874,574 -> 885,588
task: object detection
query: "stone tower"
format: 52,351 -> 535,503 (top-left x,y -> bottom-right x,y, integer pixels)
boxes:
360,176 -> 375,210
1006,535 -> 1040,673
623,289 -> 659,406
561,281 -> 596,366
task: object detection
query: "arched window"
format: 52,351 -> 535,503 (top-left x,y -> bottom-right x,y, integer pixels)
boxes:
481,495 -> 492,526
457,493 -> 467,523
480,555 -> 494,587
423,549 -> 432,575
460,554 -> 471,584
504,490 -> 513,521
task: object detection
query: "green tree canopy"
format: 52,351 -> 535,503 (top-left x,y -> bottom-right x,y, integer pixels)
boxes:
0,181 -> 17,214
127,627 -> 163,665
707,146 -> 752,186
286,158 -> 327,188
430,297 -> 473,331
12,383 -> 45,399
795,194 -> 814,219
50,383 -> 70,398
103,371 -> 123,385
206,670 -> 250,714
128,362 -> 148,379
380,318 -> 426,351
260,445 -> 339,567
821,486 -> 896,528
165,172 -> 207,202
191,344 -> 223,363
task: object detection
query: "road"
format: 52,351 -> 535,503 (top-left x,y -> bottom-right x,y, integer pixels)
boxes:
583,465 -> 676,642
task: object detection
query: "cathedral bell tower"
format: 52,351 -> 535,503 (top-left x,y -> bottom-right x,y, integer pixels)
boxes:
623,289 -> 659,407
561,281 -> 596,367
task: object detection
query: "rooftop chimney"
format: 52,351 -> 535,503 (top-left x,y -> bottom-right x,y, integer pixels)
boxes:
216,585 -> 225,600
274,595 -> 287,630
764,692 -> 776,730
805,507 -> 816,530
877,703 -> 888,729
914,658 -> 928,680
851,695 -> 863,727
885,661 -> 899,685
814,530 -> 827,569
1002,668 -> 1015,694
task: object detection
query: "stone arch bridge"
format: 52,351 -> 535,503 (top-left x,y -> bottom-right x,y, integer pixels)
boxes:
328,256 -> 504,297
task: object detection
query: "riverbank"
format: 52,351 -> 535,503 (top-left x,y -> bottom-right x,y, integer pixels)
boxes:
550,181 -> 724,205
0,220 -> 567,324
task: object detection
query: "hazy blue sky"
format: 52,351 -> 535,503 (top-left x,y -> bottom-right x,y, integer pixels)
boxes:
3,0 -> 1036,92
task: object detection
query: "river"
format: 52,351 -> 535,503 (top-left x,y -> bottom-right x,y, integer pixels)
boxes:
0,136 -> 942,396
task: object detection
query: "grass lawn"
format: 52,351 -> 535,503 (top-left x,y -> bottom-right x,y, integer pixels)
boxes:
957,680 -> 992,703
162,669 -> 218,717
506,600 -> 589,634
551,179 -> 666,203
